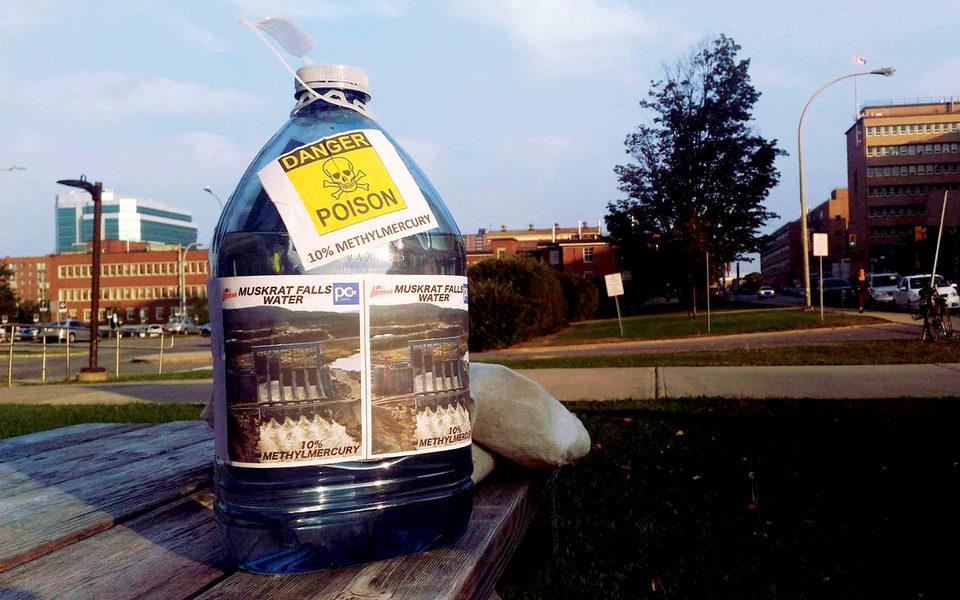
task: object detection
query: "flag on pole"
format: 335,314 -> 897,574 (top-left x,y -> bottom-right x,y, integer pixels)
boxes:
854,52 -> 867,65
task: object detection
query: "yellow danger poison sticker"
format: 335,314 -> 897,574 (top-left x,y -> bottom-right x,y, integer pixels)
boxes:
258,129 -> 437,268
279,131 -> 407,236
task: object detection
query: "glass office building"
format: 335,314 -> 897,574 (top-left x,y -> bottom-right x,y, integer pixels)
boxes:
55,190 -> 198,253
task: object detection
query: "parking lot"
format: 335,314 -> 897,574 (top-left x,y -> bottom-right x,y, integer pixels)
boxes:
0,333 -> 212,383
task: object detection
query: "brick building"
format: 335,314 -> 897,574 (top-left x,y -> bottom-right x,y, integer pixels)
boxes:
3,240 -> 208,324
760,189 -> 849,289
465,221 -> 618,279
846,98 -> 960,276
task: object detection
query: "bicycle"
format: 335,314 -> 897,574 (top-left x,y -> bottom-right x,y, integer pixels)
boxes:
914,285 -> 954,342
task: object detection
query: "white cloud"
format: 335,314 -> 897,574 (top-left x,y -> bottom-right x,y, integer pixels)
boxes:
167,17 -> 226,53
226,0 -> 408,20
394,137 -> 442,173
4,71 -> 265,122
176,132 -> 249,176
0,0 -> 55,30
449,0 -> 660,72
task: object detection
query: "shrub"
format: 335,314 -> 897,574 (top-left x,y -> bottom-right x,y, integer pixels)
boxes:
468,256 -> 568,351
561,273 -> 600,322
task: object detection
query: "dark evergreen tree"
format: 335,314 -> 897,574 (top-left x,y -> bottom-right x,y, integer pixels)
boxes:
0,264 -> 16,322
607,35 -> 782,313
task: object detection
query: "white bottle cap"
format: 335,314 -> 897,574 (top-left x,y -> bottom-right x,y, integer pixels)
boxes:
295,64 -> 370,97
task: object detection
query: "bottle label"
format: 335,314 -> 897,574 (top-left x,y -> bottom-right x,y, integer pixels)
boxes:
257,129 -> 439,268
208,274 -> 471,468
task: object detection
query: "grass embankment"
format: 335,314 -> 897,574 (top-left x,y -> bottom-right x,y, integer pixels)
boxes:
0,403 -> 204,439
484,339 -> 960,369
498,400 -> 959,600
536,308 -> 880,346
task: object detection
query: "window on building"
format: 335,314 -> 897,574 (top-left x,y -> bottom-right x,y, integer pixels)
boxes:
155,306 -> 164,320
584,247 -> 594,263
126,307 -> 135,321
496,248 -> 506,259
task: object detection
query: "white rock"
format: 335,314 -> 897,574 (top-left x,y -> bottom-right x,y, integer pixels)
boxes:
471,443 -> 496,483
469,362 -> 591,469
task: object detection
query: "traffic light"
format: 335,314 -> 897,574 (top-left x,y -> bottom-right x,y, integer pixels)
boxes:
848,233 -> 857,247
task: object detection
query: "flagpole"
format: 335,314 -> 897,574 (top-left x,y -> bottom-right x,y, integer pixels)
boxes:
854,76 -> 859,119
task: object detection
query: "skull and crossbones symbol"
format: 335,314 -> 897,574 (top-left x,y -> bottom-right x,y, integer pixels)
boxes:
322,157 -> 369,199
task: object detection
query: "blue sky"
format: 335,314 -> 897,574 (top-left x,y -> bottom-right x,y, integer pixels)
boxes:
1,0 -> 958,273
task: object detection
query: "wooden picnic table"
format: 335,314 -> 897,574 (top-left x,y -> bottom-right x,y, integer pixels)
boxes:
0,422 -> 557,600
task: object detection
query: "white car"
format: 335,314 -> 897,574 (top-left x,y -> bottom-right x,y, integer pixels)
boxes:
891,275 -> 960,310
757,286 -> 776,298
144,324 -> 165,337
866,272 -> 901,308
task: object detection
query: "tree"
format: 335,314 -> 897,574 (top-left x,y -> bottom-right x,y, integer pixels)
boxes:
0,264 -> 16,322
607,35 -> 782,315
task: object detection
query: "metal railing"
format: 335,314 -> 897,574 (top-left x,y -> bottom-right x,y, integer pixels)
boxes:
1,322 -> 203,386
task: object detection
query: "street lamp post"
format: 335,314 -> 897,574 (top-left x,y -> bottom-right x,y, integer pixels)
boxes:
56,176 -> 107,382
179,242 -> 201,318
798,67 -> 895,308
203,186 -> 224,209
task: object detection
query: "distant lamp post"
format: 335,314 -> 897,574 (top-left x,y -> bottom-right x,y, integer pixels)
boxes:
179,242 -> 202,318
57,176 -> 107,382
797,66 -> 895,308
203,186 -> 224,209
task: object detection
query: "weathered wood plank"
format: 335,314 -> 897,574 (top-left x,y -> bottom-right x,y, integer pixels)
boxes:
0,423 -> 152,460
0,491 -> 231,600
0,422 -> 213,573
194,467 -> 557,600
1,421 -> 209,498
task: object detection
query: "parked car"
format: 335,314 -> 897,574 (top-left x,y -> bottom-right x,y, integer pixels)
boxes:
164,317 -> 200,335
866,272 -> 901,308
18,324 -> 41,341
816,277 -> 853,306
199,322 -> 211,337
144,324 -> 165,337
891,275 -> 960,310
757,285 -> 776,298
42,319 -> 98,343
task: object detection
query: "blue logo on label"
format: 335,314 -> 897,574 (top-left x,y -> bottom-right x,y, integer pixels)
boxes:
333,282 -> 360,305
463,282 -> 469,304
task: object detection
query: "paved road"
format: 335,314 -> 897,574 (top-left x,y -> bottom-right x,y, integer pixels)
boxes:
0,335 -> 211,383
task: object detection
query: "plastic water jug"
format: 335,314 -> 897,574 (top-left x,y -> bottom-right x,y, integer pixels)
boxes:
208,63 -> 473,574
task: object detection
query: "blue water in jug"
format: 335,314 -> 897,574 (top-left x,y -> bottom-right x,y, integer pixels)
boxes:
209,64 -> 473,574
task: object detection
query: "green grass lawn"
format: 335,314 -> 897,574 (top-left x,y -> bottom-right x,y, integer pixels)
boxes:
0,403 -> 204,439
537,309 -> 880,346
483,339 -> 960,369
498,399 -> 960,600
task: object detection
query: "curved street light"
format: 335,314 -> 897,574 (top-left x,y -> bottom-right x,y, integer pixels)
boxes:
56,176 -> 106,381
179,241 -> 202,318
203,186 -> 224,209
797,67 -> 895,308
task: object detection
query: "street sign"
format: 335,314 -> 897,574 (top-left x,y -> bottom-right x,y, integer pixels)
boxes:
604,273 -> 625,337
812,232 -> 828,257
604,273 -> 625,297
58,301 -> 67,311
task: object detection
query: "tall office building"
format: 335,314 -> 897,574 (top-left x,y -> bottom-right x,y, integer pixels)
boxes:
846,98 -> 960,276
55,190 -> 198,253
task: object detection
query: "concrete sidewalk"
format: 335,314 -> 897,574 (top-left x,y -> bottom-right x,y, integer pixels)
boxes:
2,363 -> 960,404
517,364 -> 960,401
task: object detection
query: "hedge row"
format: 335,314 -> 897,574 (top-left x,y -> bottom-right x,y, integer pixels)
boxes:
468,257 -> 598,351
